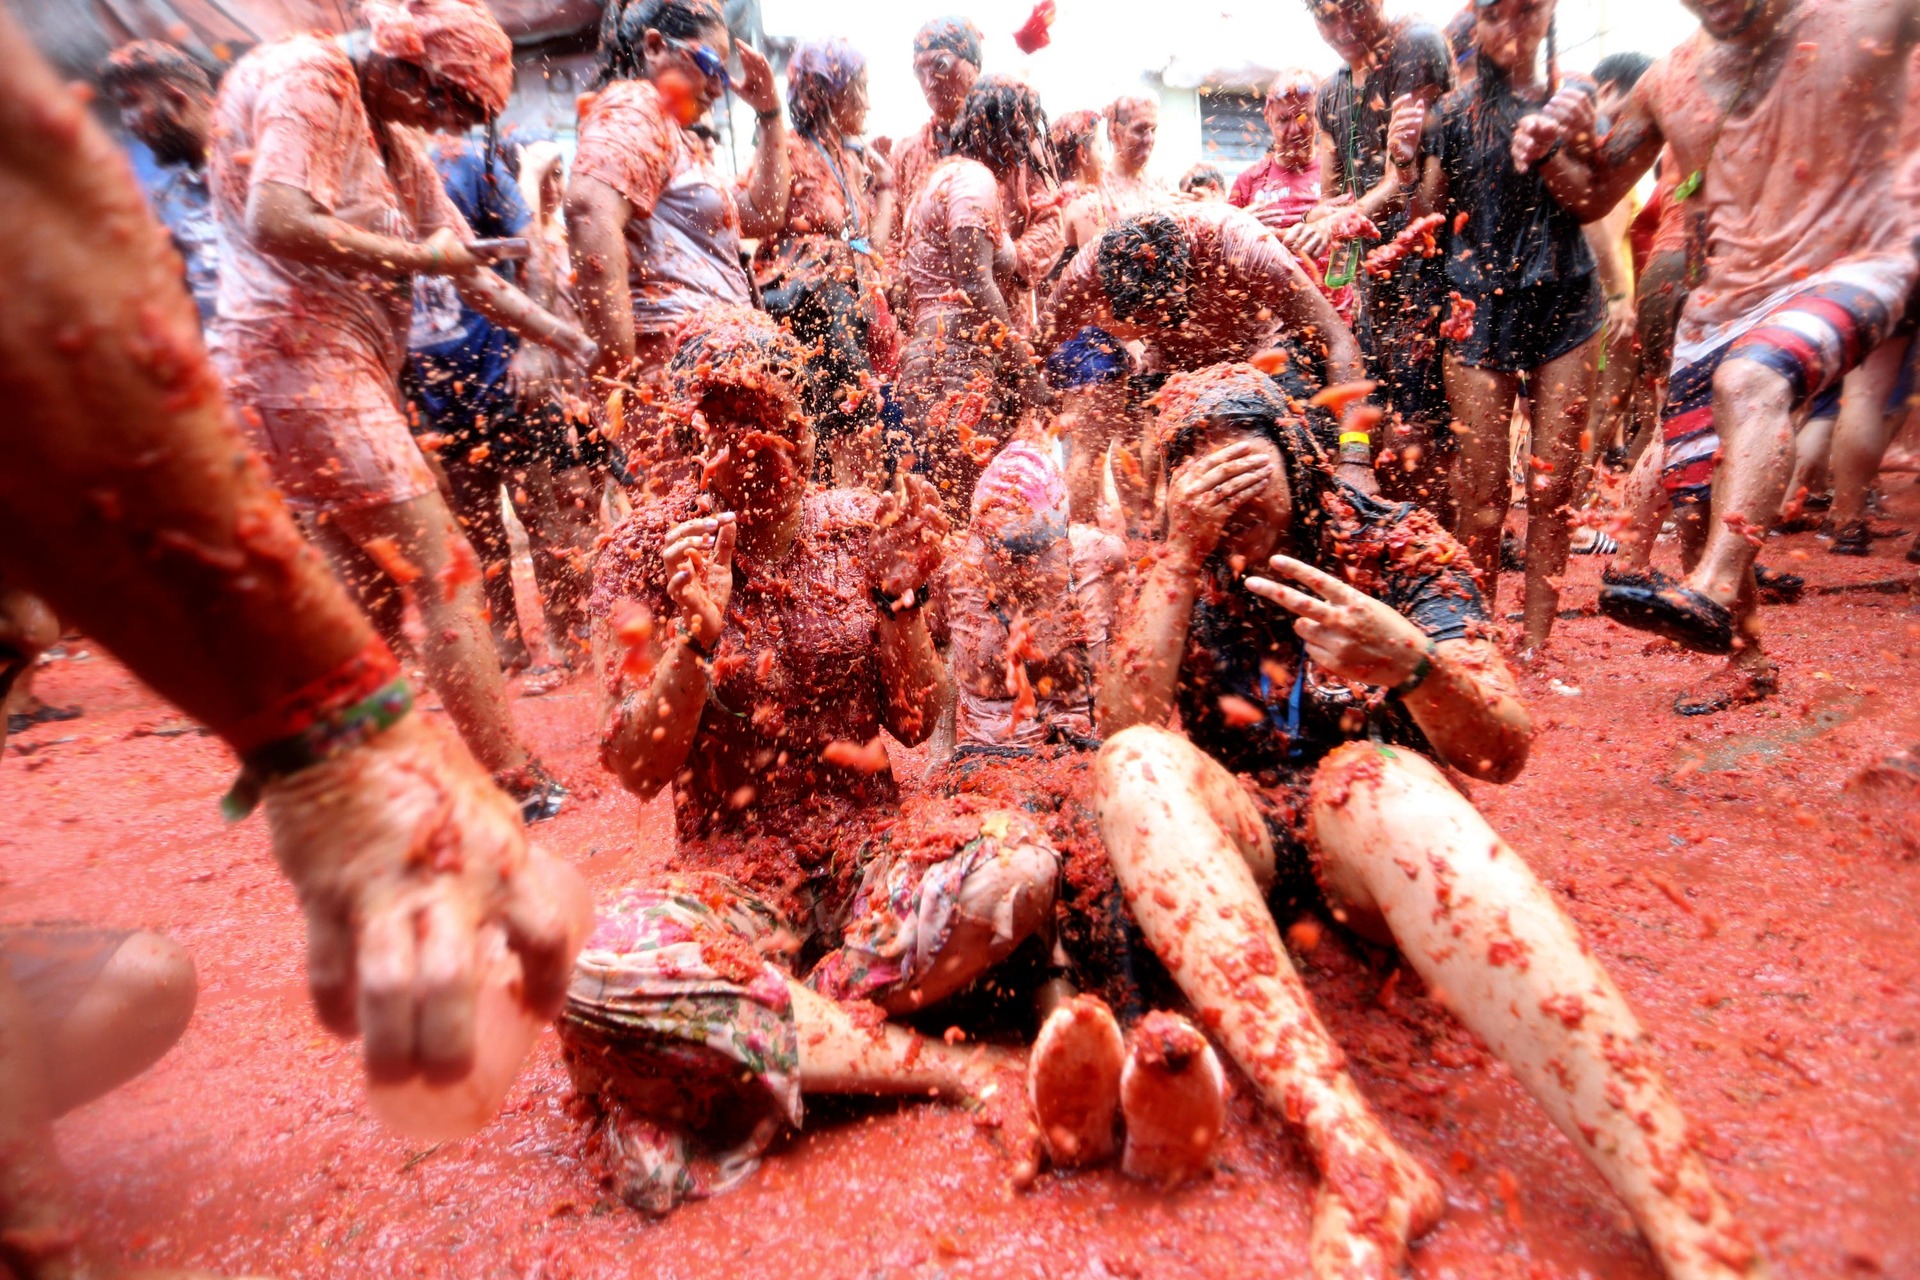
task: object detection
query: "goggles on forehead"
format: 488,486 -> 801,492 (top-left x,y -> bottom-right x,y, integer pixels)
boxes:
665,36 -> 731,90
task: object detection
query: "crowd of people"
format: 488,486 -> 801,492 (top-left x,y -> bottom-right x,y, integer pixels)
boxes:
3,0 -> 1917,1275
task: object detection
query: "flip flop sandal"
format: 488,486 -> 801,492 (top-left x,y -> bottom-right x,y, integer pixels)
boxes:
1828,520 -> 1871,556
1598,575 -> 1736,654
1673,667 -> 1779,717
1753,564 -> 1805,604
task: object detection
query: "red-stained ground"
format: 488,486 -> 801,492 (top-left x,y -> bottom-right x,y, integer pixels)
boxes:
5,492 -> 1919,1280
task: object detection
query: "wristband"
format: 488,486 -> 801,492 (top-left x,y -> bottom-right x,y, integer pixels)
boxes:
1388,639 -> 1439,699
677,622 -> 717,659
757,107 -> 781,124
221,648 -> 414,820
872,585 -> 924,617
1337,431 -> 1373,448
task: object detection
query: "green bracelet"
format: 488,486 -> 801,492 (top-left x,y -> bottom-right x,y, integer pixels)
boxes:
1388,640 -> 1438,699
221,677 -> 414,821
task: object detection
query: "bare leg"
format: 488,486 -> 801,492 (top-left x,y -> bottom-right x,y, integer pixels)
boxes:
1783,412 -> 1835,518
1094,727 -> 1442,1279
0,965 -> 82,1280
1520,334 -> 1602,652
438,451 -> 527,670
1612,443 -> 1670,574
1684,358 -> 1796,609
331,492 -> 530,775
789,982 -> 1041,1182
1309,742 -> 1766,1278
39,933 -> 197,1118
516,460 -> 596,669
1826,338 -> 1909,530
1445,357 -> 1525,603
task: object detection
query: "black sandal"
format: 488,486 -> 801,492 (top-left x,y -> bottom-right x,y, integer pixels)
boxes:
1598,569 -> 1736,654
1829,519 -> 1871,557
1673,665 -> 1779,717
1753,564 -> 1805,604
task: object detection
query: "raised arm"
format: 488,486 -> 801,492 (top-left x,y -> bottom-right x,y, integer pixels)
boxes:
565,173 -> 636,385
868,476 -> 953,745
1098,442 -> 1276,735
732,45 -> 792,240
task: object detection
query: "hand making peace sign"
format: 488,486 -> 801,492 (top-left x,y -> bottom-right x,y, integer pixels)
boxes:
1244,555 -> 1434,690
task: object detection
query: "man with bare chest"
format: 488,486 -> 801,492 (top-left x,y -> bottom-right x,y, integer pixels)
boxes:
1512,0 -> 1920,713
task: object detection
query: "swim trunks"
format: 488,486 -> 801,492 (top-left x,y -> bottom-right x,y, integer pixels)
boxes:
1661,255 -> 1914,504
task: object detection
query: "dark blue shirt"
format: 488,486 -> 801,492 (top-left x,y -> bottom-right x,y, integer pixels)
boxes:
132,146 -> 220,327
407,136 -> 532,420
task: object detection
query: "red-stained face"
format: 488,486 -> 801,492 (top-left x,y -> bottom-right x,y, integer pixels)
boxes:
1309,0 -> 1388,67
1473,0 -> 1553,77
109,78 -> 206,165
1264,89 -> 1317,167
646,22 -> 731,125
1110,100 -> 1158,170
834,73 -> 871,137
699,389 -> 814,514
913,48 -> 979,121
366,55 -> 489,130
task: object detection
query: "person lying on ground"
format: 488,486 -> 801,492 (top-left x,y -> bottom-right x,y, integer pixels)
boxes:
1090,361 -> 1767,1280
574,309 -> 1056,1214
0,14 -> 589,1273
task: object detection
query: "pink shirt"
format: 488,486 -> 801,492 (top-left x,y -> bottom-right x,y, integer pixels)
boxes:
207,35 -> 467,412
901,156 -> 1013,327
572,79 -> 751,338
1229,153 -> 1322,227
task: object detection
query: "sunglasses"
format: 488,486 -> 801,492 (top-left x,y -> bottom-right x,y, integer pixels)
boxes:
664,36 -> 731,90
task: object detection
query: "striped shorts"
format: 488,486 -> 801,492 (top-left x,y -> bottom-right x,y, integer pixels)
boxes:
1661,256 -> 1913,504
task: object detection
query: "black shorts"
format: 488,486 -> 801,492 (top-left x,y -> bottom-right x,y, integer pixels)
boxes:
1450,276 -> 1604,373
1357,257 -> 1451,428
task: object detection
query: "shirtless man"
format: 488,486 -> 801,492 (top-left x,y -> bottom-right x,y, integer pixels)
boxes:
888,17 -> 982,264
1513,0 -> 1920,712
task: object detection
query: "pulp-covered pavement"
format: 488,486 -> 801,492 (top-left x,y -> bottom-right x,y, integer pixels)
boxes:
5,490 -> 1918,1280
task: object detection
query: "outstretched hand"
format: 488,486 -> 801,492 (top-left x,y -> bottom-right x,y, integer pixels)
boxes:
263,714 -> 592,1085
1245,555 -> 1432,689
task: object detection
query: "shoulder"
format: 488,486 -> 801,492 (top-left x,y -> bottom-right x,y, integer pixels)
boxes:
578,79 -> 673,144
1068,525 -> 1129,580
247,36 -> 357,113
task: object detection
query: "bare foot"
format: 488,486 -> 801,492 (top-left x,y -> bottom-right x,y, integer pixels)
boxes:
1119,1011 -> 1226,1188
1307,1135 -> 1444,1280
1029,994 -> 1124,1168
958,1051 -> 1043,1191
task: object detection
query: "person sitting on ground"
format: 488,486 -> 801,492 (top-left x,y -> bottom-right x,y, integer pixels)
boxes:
0,17 -> 591,1271
571,309 -> 1062,1215
753,37 -> 900,487
1090,362 -> 1768,1280
567,0 -> 789,494
206,0 -> 597,820
895,74 -> 1060,518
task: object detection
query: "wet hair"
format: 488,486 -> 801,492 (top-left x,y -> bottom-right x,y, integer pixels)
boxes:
663,305 -> 811,452
1265,68 -> 1318,106
597,0 -> 725,87
1095,211 -> 1191,326
1180,164 -> 1225,196
1049,108 -> 1102,179
947,73 -> 1058,185
1107,94 -> 1155,127
786,38 -> 866,141
1150,363 -> 1339,566
100,41 -> 214,96
913,16 -> 983,67
1592,51 -> 1655,93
